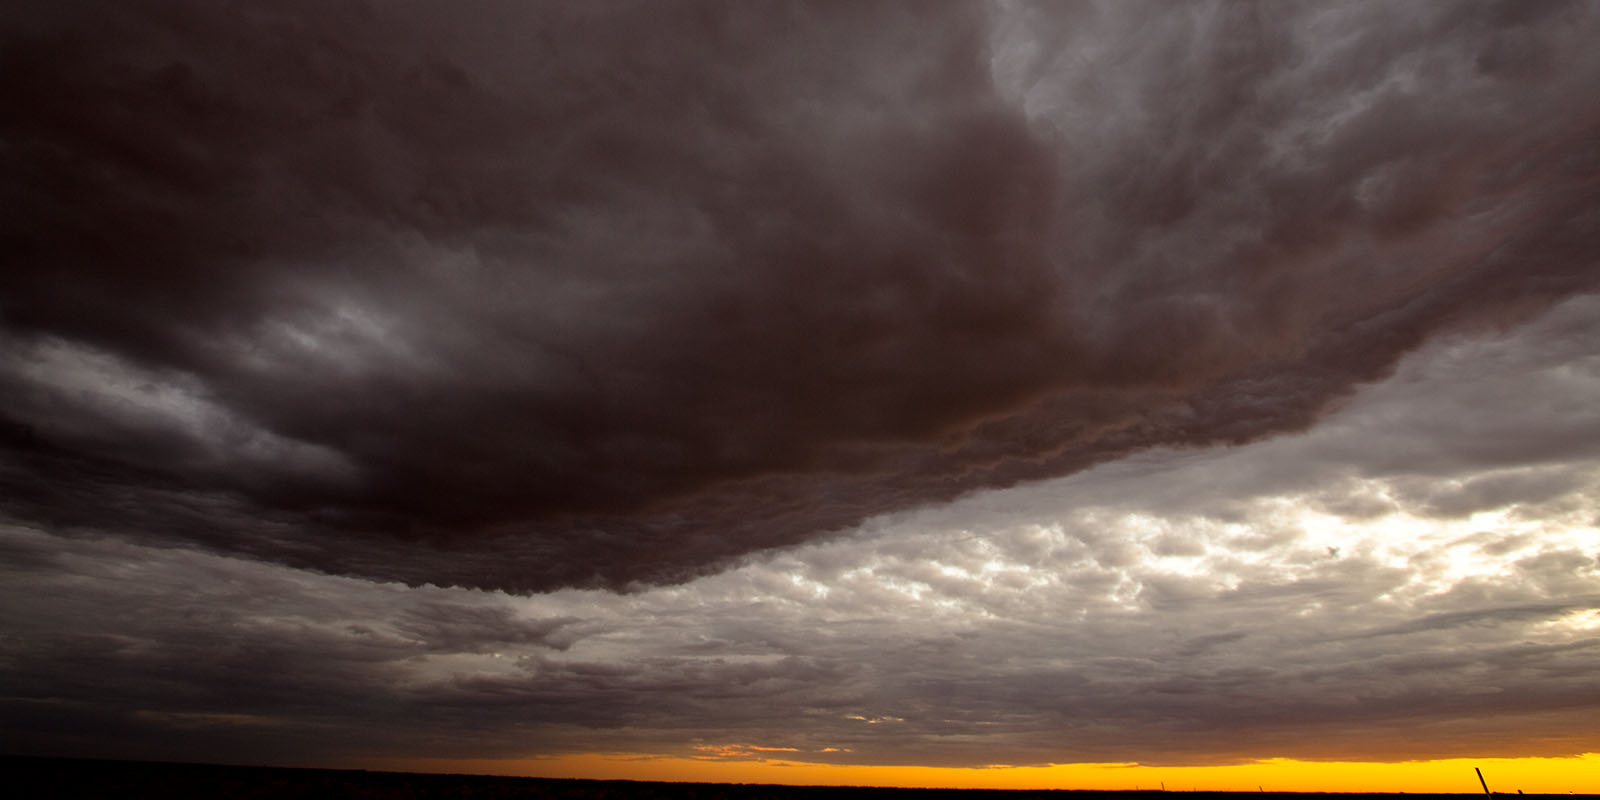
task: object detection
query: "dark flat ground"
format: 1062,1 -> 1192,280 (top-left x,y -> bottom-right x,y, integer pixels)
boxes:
4,755 -> 1591,800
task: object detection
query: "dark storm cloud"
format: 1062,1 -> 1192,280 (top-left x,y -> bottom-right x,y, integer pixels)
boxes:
991,291 -> 1600,527
4,0 -> 1600,590
6,266 -> 1599,772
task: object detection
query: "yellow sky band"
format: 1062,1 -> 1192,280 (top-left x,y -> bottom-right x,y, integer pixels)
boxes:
368,753 -> 1600,794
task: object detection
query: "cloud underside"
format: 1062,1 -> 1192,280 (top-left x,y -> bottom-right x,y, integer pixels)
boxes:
2,294 -> 1597,768
3,1 -> 1599,772
3,0 -> 1600,590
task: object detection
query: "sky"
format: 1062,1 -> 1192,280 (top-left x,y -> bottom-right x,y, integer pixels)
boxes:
2,0 -> 1598,792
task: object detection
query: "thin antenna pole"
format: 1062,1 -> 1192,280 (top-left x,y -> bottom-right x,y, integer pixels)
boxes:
1477,767 -> 1492,797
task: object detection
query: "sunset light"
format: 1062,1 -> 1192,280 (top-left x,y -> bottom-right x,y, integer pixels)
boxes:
3,0 -> 1598,795
387,753 -> 1600,793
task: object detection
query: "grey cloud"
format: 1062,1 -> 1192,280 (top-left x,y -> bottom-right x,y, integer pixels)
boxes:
1353,599 -> 1600,639
3,0 -> 1599,590
395,603 -> 581,653
0,522 -> 609,761
8,283 -> 1600,771
5,2 -> 1600,774
961,292 -> 1600,532
4,416 -> 1599,768
1394,466 -> 1595,518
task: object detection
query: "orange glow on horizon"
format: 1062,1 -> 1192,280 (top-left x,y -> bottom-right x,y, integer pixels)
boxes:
361,752 -> 1600,793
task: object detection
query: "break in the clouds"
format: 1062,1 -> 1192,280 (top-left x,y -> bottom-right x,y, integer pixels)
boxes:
2,293 -> 1597,767
4,0 -> 1600,591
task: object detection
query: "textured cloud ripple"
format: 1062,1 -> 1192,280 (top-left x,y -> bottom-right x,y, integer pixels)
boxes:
4,0 -> 1599,590
3,292 -> 1597,766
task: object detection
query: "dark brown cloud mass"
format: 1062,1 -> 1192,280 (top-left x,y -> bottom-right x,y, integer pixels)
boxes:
3,293 -> 1598,769
4,0 -> 1599,591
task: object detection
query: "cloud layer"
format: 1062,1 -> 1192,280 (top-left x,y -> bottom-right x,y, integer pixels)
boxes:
3,294 -> 1597,768
4,1 -> 1599,590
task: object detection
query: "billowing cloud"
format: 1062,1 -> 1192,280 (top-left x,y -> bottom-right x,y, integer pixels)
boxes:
3,294 -> 1597,768
3,0 -> 1599,590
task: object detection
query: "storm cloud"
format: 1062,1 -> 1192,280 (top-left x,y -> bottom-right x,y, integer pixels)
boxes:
4,2 -> 1600,778
3,291 -> 1598,769
4,0 -> 1599,591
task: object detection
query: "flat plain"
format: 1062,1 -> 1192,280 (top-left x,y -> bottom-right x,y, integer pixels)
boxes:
6,756 -> 1592,800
